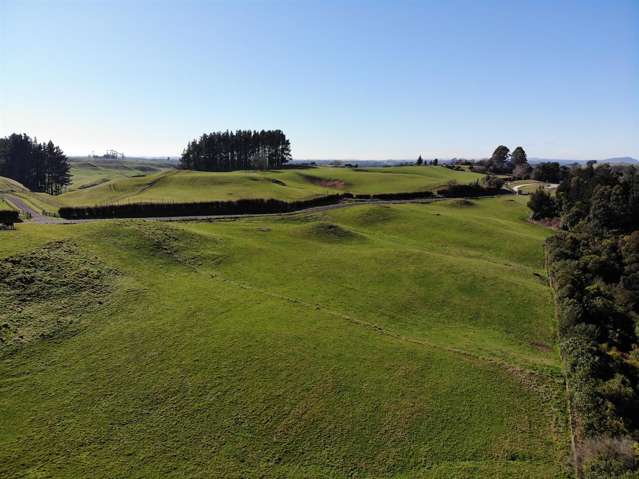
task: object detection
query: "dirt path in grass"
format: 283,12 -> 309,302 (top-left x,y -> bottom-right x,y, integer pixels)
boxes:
2,194 -> 64,224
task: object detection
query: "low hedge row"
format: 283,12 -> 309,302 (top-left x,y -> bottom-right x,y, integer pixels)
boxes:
58,194 -> 350,219
437,183 -> 504,197
58,186 -> 507,220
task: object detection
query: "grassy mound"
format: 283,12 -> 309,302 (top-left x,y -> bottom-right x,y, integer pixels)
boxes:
294,221 -> 365,243
0,241 -> 119,351
450,198 -> 476,207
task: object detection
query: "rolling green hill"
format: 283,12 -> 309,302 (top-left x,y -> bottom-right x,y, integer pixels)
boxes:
0,196 -> 569,478
4,166 -> 484,214
68,157 -> 174,190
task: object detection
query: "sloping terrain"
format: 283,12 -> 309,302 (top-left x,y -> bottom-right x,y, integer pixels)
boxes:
67,158 -> 173,190
7,166 -> 483,214
0,197 -> 569,478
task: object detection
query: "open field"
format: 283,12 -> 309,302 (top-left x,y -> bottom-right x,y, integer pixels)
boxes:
0,196 -> 569,478
68,157 -> 174,190
3,165 -> 484,214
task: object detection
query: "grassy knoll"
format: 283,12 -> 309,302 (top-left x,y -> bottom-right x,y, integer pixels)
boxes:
9,166 -> 483,214
0,197 -> 569,478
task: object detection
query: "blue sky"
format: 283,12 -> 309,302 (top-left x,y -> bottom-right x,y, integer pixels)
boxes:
1,0 -> 637,159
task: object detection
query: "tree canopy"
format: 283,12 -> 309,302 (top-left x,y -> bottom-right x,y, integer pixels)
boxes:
0,134 -> 70,194
179,130 -> 291,172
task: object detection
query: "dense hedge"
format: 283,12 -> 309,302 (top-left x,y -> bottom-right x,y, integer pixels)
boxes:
58,194 -> 351,219
58,183 -> 507,220
0,209 -> 19,226
437,182 -> 504,197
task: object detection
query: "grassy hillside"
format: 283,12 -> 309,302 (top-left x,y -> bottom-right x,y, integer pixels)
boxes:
0,176 -> 29,194
0,198 -> 14,210
68,157 -> 173,190
0,196 -> 569,478
14,166 -> 484,214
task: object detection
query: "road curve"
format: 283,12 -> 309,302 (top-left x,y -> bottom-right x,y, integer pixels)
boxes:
2,194 -> 64,224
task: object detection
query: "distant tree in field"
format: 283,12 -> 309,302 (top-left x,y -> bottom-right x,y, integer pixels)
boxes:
433,158 -> 439,166
416,155 -> 423,166
0,133 -> 70,194
511,146 -> 528,167
527,188 -> 558,220
490,145 -> 510,170
180,130 -> 291,171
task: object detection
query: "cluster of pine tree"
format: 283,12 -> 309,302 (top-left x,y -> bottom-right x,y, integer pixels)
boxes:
530,163 -> 639,477
0,133 -> 71,194
179,130 -> 291,171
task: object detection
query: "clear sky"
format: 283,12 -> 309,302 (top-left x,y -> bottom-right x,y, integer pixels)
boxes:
1,0 -> 637,159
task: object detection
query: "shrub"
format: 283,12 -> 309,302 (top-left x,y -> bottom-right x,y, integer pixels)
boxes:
527,188 -> 558,220
0,210 -> 19,228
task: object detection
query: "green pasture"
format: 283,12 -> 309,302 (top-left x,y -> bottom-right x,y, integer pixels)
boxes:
0,196 -> 569,478
6,165 -> 484,213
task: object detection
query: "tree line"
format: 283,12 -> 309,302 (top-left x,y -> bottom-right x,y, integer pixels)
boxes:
0,134 -> 71,194
529,163 -> 639,477
179,130 -> 292,171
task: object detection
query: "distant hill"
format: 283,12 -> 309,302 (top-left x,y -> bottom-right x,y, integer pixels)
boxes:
529,157 -> 638,165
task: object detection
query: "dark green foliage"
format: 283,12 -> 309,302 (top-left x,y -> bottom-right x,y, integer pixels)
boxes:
490,145 -> 510,169
531,162 -> 569,183
527,188 -> 558,220
472,145 -> 526,174
511,146 -> 528,167
58,191 -> 443,219
59,194 -> 349,219
481,174 -> 505,190
544,164 -> 639,477
416,155 -> 423,166
437,180 -> 505,197
0,134 -> 70,194
556,163 -> 639,233
0,210 -> 19,227
180,129 -> 291,171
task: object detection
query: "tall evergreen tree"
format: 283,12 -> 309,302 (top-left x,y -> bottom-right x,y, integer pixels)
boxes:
179,130 -> 291,172
511,146 -> 528,166
0,133 -> 70,194
490,145 -> 510,170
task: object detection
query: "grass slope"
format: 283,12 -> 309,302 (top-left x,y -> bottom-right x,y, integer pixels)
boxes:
12,166 -> 483,213
0,197 -> 569,478
68,158 -> 173,191
0,198 -> 15,210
